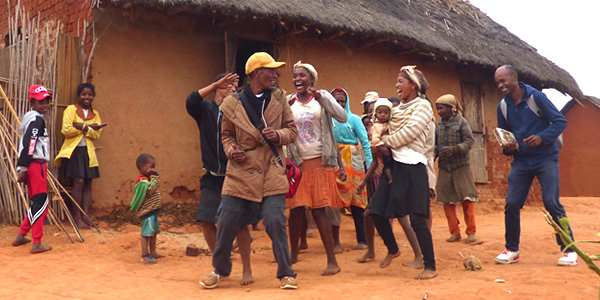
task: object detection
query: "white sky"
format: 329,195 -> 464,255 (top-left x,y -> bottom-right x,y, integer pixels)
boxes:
468,0 -> 600,108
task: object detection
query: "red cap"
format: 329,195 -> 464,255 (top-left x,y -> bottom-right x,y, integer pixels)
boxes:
28,84 -> 52,101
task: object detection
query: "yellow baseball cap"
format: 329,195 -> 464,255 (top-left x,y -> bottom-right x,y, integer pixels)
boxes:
245,52 -> 286,75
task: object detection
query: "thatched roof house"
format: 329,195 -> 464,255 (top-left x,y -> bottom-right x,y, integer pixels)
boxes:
107,0 -> 583,100
2,0 -> 585,207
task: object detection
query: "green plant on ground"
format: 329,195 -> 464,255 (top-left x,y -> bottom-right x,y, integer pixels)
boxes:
543,210 -> 600,299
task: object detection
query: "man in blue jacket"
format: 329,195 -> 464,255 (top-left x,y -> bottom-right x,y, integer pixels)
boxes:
494,65 -> 577,266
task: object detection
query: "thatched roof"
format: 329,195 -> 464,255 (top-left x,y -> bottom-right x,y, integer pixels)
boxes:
107,0 -> 583,99
562,96 -> 600,114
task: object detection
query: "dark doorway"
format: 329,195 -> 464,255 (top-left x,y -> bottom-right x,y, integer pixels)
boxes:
232,38 -> 274,86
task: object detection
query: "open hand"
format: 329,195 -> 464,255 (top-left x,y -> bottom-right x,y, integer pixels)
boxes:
88,123 -> 107,130
215,73 -> 240,90
231,144 -> 246,162
523,135 -> 542,148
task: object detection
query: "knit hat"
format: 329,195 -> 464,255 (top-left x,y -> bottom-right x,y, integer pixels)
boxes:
293,61 -> 318,85
373,98 -> 393,116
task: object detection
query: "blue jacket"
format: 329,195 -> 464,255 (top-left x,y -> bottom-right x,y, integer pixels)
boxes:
496,82 -> 566,165
331,89 -> 373,167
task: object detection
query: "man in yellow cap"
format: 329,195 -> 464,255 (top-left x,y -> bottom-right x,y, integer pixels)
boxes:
200,52 -> 298,290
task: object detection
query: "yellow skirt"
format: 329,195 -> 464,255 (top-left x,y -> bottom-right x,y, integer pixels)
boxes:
337,144 -> 368,209
287,157 -> 344,209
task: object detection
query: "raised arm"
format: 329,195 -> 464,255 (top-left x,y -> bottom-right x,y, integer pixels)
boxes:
316,90 -> 347,122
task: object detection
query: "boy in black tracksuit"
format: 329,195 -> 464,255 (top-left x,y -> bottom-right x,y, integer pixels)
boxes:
13,84 -> 53,254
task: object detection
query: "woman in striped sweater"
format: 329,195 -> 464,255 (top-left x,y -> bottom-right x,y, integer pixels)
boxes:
366,66 -> 437,280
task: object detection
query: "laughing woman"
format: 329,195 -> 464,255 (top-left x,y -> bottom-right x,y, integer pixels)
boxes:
367,66 -> 437,280
55,83 -> 106,229
286,61 -> 347,276
330,88 -> 372,250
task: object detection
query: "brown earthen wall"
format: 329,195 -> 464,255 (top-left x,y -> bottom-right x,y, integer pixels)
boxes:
0,0 -> 90,40
89,11 -> 225,208
559,103 -> 600,196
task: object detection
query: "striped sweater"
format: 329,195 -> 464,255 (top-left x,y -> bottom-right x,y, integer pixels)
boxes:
130,174 -> 162,219
383,97 -> 433,155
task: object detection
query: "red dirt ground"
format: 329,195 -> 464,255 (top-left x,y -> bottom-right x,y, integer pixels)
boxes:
1,197 -> 599,299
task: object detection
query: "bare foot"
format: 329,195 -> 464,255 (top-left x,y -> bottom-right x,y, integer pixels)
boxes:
334,244 -> 343,254
353,243 -> 368,250
76,220 -> 90,230
357,251 -> 375,263
31,243 -> 52,254
291,251 -> 298,264
416,269 -> 438,280
380,251 -> 401,268
12,233 -> 31,247
299,242 -> 308,251
151,252 -> 165,259
240,270 -> 254,285
322,263 -> 341,276
403,257 -> 424,269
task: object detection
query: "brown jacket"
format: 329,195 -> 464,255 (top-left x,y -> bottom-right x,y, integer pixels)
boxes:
219,88 -> 298,202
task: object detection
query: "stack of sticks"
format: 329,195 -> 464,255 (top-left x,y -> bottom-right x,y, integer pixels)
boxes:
0,2 -> 99,243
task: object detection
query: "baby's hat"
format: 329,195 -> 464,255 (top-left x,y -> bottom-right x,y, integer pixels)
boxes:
373,98 -> 393,114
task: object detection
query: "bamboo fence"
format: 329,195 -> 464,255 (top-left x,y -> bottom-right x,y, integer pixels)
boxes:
0,3 -> 99,241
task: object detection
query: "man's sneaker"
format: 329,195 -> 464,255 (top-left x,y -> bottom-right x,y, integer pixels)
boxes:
280,276 -> 298,289
199,272 -> 224,289
495,249 -> 520,264
140,254 -> 157,264
557,252 -> 578,266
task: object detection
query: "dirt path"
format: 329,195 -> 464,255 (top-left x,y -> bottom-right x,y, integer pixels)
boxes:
1,197 -> 599,299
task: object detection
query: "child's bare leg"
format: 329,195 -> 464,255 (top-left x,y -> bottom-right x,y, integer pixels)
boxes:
311,207 -> 340,275
71,178 -> 89,229
385,168 -> 393,184
398,216 -> 424,269
332,225 -> 343,254
288,207 -> 305,264
150,236 -> 164,258
300,210 -> 308,250
201,221 -> 217,253
141,236 -> 150,256
236,225 -> 254,285
81,179 -> 93,226
358,214 -> 376,263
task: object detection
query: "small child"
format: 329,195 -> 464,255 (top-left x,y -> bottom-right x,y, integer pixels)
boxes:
12,85 -> 53,254
357,98 -> 393,192
388,96 -> 401,107
130,154 -> 164,263
434,94 -> 478,244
